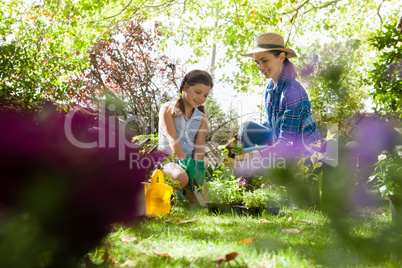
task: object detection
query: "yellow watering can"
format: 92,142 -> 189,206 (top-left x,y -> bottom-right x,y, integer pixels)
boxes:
144,170 -> 173,216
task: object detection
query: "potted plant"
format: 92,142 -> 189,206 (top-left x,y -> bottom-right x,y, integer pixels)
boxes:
264,186 -> 285,215
240,189 -> 268,215
236,185 -> 283,215
206,164 -> 244,213
369,147 -> 402,222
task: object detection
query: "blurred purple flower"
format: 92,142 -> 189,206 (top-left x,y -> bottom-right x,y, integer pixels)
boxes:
300,63 -> 315,76
0,105 -> 155,266
351,116 -> 397,184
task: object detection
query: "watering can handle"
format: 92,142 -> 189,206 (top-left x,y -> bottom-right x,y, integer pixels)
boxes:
151,169 -> 164,185
145,187 -> 151,214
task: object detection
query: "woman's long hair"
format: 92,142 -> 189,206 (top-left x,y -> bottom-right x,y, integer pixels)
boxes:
172,70 -> 213,117
268,50 -> 297,79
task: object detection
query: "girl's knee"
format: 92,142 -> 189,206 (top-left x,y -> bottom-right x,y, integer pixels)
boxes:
175,171 -> 189,189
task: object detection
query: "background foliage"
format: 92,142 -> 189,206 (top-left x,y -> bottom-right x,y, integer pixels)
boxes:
298,39 -> 368,136
0,0 -> 179,107
367,23 -> 402,118
156,0 -> 401,134
1,0 -> 401,129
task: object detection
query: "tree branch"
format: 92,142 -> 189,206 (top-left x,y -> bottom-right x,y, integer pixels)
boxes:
278,0 -> 342,45
103,0 -> 135,20
144,0 -> 177,9
305,0 -> 342,14
376,0 -> 386,28
285,9 -> 299,46
397,14 -> 402,33
279,0 -> 310,16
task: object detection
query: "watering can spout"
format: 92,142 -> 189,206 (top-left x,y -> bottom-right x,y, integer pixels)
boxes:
144,169 -> 173,216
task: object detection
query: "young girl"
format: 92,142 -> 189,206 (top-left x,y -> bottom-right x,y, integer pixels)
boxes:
158,70 -> 213,203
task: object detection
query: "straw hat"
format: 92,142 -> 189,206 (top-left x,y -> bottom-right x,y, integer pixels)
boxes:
242,32 -> 297,58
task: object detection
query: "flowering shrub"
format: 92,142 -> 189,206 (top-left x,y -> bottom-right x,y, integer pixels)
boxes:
369,148 -> 402,199
68,20 -> 184,134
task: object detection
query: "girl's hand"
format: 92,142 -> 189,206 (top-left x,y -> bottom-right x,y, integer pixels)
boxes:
193,160 -> 205,187
178,157 -> 198,190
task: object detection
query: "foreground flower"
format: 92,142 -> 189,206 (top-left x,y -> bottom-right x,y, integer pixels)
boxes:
0,106 -> 153,267
238,179 -> 248,188
378,154 -> 387,161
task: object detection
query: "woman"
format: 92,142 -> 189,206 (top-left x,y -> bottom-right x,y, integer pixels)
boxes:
158,69 -> 213,203
232,32 -> 321,176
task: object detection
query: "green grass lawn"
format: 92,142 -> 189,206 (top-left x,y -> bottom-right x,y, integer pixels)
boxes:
87,203 -> 402,268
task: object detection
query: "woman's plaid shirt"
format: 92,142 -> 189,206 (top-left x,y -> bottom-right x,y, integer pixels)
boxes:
264,73 -> 321,148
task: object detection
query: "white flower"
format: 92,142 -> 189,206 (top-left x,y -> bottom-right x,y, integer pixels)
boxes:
398,150 -> 402,158
378,154 -> 387,161
379,185 -> 387,193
